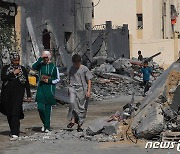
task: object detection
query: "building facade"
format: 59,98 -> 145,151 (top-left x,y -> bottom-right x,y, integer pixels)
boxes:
93,0 -> 180,68
1,0 -> 93,68
94,0 -> 180,39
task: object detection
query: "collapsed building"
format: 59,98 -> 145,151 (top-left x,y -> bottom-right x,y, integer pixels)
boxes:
0,0 -> 132,109
0,0 -> 93,68
0,0 -> 130,70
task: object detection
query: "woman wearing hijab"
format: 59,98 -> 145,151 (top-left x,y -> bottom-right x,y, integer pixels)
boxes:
32,51 -> 60,133
0,52 -> 31,141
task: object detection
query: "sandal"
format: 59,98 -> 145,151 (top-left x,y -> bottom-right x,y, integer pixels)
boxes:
67,122 -> 75,128
77,127 -> 83,132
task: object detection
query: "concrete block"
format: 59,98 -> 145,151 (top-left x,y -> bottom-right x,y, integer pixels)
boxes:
86,118 -> 108,136
131,103 -> 164,139
102,121 -> 120,135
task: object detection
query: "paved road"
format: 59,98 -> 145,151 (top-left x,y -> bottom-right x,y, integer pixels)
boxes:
0,96 -> 179,154
2,139 -> 179,154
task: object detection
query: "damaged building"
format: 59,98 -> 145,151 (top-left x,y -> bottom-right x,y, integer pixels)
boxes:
0,0 -> 131,105
0,0 -> 130,70
0,0 -> 93,68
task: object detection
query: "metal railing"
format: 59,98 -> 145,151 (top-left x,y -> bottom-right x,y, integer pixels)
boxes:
92,24 -> 106,30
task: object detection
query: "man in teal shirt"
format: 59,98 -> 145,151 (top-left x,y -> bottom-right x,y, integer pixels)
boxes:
140,61 -> 153,96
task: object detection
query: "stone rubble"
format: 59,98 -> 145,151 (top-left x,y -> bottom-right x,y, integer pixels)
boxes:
131,62 -> 180,140
91,75 -> 144,101
89,57 -> 163,101
17,110 -> 132,143
20,56 -> 167,142
18,129 -> 123,143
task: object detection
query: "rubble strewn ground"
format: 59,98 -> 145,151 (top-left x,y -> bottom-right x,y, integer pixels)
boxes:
90,57 -> 164,101
18,129 -> 122,143
1,99 -> 150,154
91,74 -> 143,101
4,56 -> 180,154
25,56 -> 166,142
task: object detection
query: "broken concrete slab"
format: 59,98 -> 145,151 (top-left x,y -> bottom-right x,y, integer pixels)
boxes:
93,63 -> 116,74
86,116 -> 121,136
113,58 -> 132,70
102,121 -> 120,135
131,103 -> 164,139
171,85 -> 180,113
131,62 -> 180,139
137,62 -> 180,111
86,118 -> 107,136
161,131 -> 180,142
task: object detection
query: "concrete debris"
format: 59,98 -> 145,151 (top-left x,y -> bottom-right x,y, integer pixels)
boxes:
132,103 -> 164,139
86,111 -> 131,136
113,58 -> 132,71
17,114 -> 134,144
171,85 -> 180,113
52,56 -> 163,103
18,129 -> 123,143
86,118 -> 108,136
131,62 -> 180,139
89,56 -> 163,101
93,63 -> 116,74
102,121 -> 120,135
91,74 -> 144,101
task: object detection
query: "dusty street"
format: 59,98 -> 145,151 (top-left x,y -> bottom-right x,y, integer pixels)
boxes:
0,96 -> 179,154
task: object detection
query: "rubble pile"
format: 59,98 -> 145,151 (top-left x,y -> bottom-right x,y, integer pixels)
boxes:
90,57 -> 163,101
19,111 -> 130,143
91,75 -> 143,101
19,129 -> 123,143
131,62 -> 180,140
131,57 -> 164,74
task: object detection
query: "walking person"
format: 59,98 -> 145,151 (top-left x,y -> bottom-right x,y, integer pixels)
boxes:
32,51 -> 60,133
140,61 -> 154,96
0,52 -> 31,141
67,54 -> 93,132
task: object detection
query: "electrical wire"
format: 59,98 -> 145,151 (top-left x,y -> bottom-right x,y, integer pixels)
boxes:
93,0 -> 101,7
125,121 -> 138,144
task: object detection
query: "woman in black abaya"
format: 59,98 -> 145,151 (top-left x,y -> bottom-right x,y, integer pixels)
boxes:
0,52 -> 31,141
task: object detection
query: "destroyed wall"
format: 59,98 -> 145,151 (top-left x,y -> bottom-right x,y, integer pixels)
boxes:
131,39 -> 177,69
13,0 -> 92,68
91,22 -> 130,59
